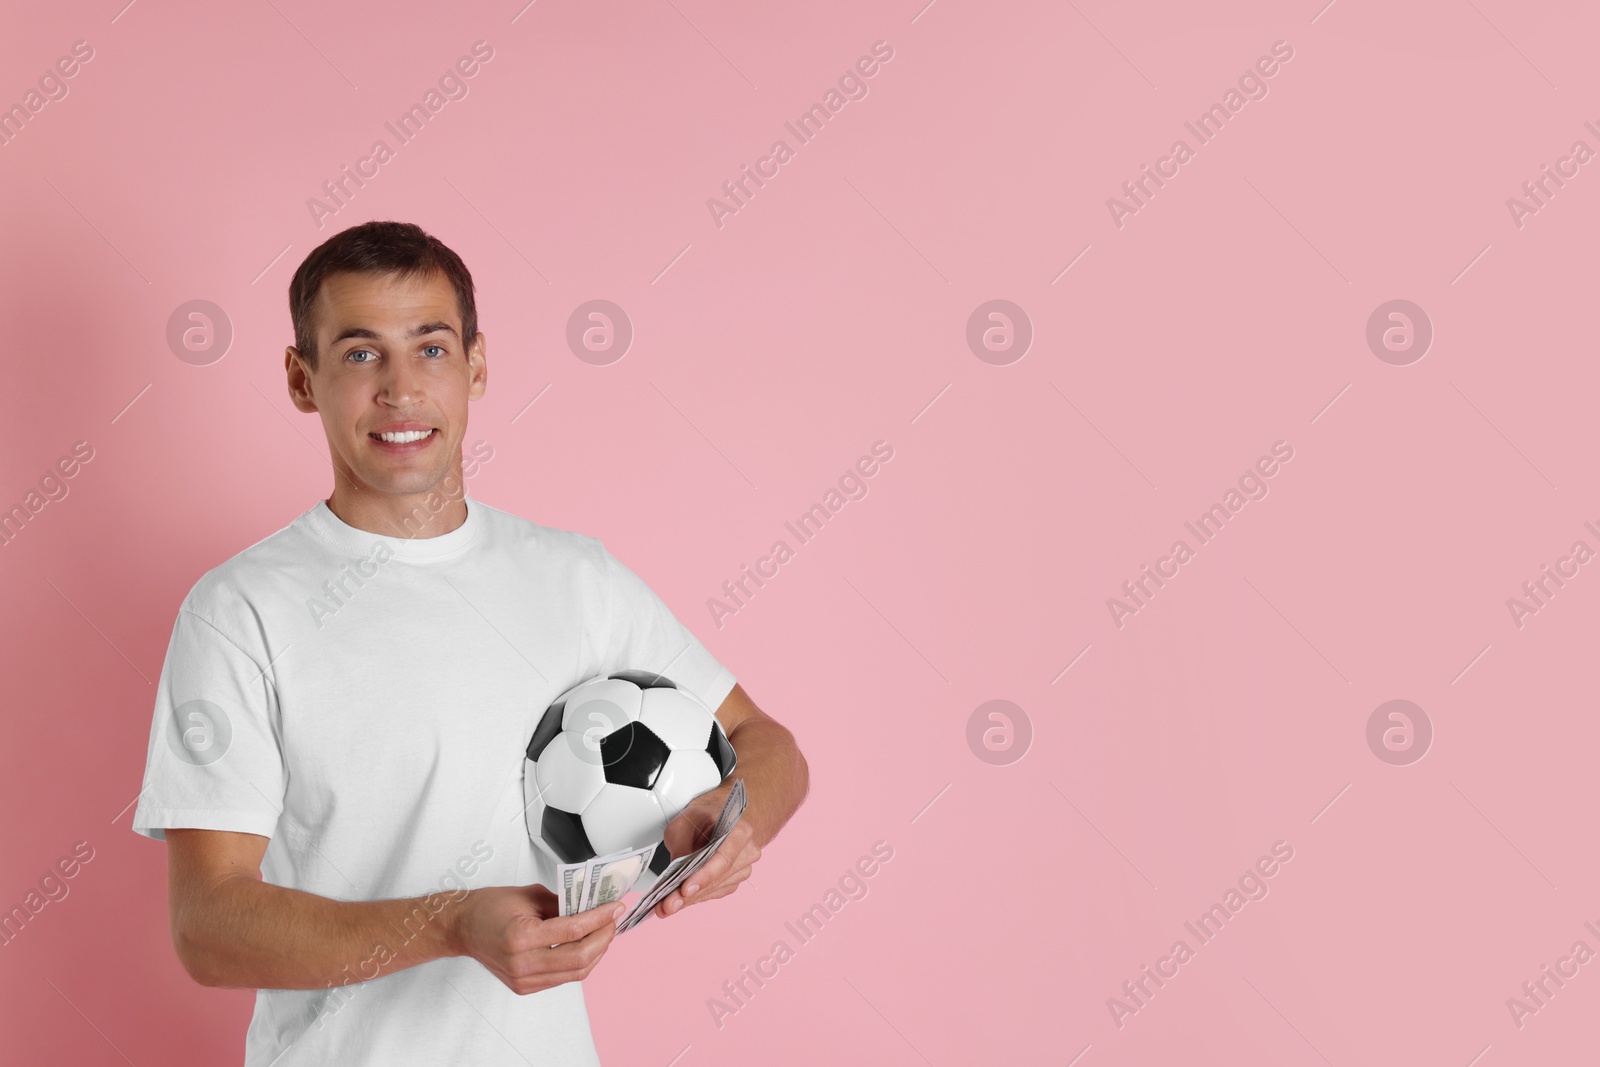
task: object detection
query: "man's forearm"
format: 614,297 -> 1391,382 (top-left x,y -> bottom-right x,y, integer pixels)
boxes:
725,717 -> 808,847
176,873 -> 465,990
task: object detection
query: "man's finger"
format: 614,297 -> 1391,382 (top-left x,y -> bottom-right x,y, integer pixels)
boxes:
689,822 -> 756,889
684,850 -> 732,899
544,902 -> 626,944
657,856 -> 726,918
657,840 -> 759,916
530,921 -> 618,975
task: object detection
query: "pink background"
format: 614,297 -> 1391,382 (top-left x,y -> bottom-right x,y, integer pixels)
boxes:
2,0 -> 1596,1063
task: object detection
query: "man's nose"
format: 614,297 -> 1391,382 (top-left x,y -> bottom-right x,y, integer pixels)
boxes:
379,355 -> 423,406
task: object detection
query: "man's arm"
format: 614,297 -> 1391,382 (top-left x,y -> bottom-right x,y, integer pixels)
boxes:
653,683 -> 808,918
166,828 -> 623,995
717,683 -> 809,847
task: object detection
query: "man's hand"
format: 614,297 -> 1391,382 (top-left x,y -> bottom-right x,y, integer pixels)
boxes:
449,884 -> 624,995
653,785 -> 761,919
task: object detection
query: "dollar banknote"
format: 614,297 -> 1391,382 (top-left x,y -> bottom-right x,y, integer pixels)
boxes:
582,843 -> 655,911
559,859 -> 588,917
555,842 -> 655,917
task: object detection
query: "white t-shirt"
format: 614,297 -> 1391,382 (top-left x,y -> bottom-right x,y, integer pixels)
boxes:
132,495 -> 736,1067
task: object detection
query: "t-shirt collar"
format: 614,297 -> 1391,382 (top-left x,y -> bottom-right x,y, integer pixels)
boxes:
304,493 -> 483,561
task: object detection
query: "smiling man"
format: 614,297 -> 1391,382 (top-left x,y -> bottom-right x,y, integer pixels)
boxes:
131,220 -> 808,1066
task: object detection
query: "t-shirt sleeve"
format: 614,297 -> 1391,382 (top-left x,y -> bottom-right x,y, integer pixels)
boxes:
600,542 -> 737,716
131,605 -> 287,842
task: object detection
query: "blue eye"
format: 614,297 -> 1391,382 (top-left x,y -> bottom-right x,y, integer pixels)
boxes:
346,343 -> 446,362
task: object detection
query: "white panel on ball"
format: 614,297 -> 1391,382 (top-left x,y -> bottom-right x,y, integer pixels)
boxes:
581,785 -> 667,856
535,740 -> 608,814
522,759 -> 548,829
558,677 -> 644,735
653,748 -> 724,819
637,688 -> 716,751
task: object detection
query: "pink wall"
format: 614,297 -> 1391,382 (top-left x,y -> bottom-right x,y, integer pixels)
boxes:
3,1 -> 1597,1063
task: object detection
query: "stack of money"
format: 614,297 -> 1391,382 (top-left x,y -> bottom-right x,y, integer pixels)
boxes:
554,779 -> 748,935
555,841 -> 657,917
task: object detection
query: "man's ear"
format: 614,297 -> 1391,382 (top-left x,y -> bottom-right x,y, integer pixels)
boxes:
286,348 -> 318,414
467,332 -> 488,401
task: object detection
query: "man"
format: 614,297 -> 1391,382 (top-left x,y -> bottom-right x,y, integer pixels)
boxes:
132,220 -> 809,1066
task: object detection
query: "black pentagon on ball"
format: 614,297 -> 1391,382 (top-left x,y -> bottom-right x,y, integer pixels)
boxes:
526,700 -> 566,762
608,669 -> 677,690
540,805 -> 595,864
648,840 -> 672,876
707,722 -> 737,779
599,721 -> 671,789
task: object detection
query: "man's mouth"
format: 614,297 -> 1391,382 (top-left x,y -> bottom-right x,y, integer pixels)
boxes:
368,427 -> 440,453
370,429 -> 437,444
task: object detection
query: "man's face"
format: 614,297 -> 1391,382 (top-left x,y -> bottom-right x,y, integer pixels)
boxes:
287,269 -> 486,503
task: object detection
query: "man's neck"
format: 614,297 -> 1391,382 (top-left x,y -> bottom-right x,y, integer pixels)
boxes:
326,483 -> 468,540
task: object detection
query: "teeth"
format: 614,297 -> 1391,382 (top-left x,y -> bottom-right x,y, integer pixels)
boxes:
376,429 -> 432,443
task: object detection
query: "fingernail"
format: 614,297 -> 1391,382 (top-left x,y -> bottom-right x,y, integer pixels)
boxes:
685,883 -> 699,896
613,904 -> 627,921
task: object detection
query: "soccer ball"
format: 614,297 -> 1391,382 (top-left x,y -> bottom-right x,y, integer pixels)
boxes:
524,670 -> 737,894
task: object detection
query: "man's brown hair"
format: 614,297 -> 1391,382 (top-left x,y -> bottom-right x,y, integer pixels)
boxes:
288,220 -> 478,371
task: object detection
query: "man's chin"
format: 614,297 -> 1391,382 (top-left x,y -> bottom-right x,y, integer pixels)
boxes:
349,468 -> 458,500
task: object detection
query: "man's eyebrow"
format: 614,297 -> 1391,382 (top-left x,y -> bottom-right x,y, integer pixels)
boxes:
328,321 -> 460,346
